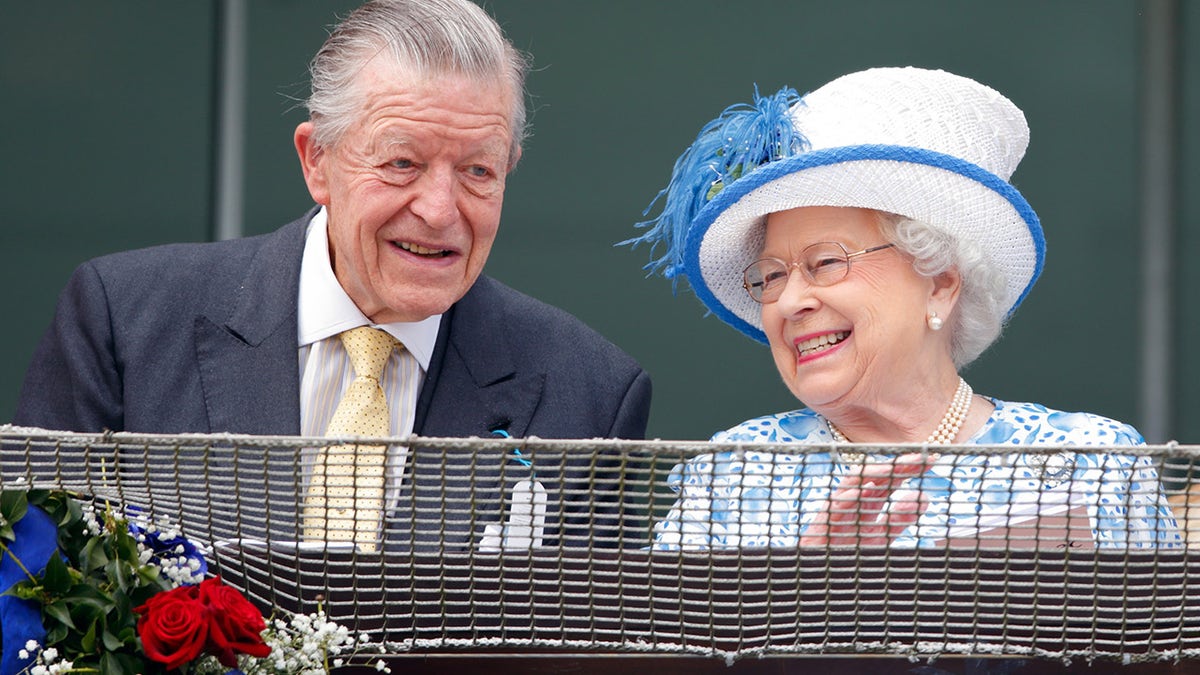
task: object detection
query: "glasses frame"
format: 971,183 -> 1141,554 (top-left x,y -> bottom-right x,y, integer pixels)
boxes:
742,242 -> 897,304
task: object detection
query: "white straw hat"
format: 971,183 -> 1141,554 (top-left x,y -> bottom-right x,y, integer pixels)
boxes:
627,67 -> 1045,344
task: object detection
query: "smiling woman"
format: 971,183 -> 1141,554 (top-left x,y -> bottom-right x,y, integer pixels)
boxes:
627,66 -> 1181,550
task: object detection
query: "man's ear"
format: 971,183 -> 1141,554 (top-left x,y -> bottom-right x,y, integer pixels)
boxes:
294,121 -> 330,205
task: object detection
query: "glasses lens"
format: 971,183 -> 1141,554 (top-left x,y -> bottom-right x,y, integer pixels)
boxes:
802,243 -> 851,286
743,258 -> 789,303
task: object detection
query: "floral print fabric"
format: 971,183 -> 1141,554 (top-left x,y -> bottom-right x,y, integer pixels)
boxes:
653,400 -> 1181,549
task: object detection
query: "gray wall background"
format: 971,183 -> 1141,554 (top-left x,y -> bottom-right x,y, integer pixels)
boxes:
2,1 -> 1196,445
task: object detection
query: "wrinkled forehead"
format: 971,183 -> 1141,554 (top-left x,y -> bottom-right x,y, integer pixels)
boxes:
343,55 -> 516,148
354,51 -> 513,106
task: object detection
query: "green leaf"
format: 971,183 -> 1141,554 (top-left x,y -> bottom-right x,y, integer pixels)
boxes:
0,489 -> 28,520
101,650 -> 134,675
81,616 -> 98,653
0,490 -> 29,542
24,488 -> 49,503
5,580 -> 43,600
64,596 -> 108,641
63,583 -> 114,611
45,621 -> 68,643
59,492 -> 85,528
113,648 -> 163,675
110,562 -> 137,596
42,553 -> 73,594
0,494 -> 27,540
135,562 -> 167,586
44,599 -> 77,630
102,627 -> 126,651
31,490 -> 74,529
81,534 -> 111,574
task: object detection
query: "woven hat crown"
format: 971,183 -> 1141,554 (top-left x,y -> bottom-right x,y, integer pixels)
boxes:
793,67 -> 1028,180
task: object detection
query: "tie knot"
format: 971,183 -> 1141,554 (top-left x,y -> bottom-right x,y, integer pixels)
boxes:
340,326 -> 399,380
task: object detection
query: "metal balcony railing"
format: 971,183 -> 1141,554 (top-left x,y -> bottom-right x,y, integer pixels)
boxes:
3,426 -> 1199,672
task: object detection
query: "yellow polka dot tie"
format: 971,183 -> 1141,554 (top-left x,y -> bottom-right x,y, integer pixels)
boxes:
303,326 -> 400,551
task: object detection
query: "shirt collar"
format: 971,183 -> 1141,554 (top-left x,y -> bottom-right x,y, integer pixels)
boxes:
296,207 -> 441,370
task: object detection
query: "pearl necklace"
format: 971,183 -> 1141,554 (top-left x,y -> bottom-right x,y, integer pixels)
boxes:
824,377 -> 973,454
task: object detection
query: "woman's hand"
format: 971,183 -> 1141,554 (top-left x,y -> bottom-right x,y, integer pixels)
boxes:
800,453 -> 936,547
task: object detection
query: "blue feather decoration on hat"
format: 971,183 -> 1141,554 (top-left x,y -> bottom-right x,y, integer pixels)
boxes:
624,85 -> 807,287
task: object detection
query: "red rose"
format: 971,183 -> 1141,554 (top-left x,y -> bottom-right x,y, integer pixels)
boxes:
199,577 -> 271,667
136,585 -> 208,670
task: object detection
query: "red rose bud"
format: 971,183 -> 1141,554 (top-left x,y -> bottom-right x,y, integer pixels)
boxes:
199,577 -> 272,667
136,585 -> 208,670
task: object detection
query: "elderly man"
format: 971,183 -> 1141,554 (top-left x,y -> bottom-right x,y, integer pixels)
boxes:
13,0 -> 650,549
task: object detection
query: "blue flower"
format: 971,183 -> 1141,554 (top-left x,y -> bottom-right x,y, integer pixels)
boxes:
127,508 -> 208,583
0,504 -> 58,675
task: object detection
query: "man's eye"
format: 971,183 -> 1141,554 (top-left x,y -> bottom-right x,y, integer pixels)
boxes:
466,165 -> 493,178
390,159 -> 415,169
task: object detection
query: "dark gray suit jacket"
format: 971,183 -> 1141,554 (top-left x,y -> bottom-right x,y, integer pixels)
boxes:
13,213 -> 652,548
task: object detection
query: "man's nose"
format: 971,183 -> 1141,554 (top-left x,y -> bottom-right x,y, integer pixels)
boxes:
409,168 -> 458,228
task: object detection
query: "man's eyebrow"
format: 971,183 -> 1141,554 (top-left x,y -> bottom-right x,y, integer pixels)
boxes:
471,137 -> 512,158
376,136 -> 413,154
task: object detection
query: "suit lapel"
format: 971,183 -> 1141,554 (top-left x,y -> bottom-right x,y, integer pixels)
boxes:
401,276 -> 544,549
195,216 -> 309,435
414,276 -> 544,439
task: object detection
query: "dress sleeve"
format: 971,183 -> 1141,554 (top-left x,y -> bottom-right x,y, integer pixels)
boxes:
1073,419 -> 1181,548
1088,452 -> 1182,548
651,452 -> 720,550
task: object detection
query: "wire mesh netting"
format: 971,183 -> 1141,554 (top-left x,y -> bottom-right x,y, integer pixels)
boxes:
3,426 -> 1200,666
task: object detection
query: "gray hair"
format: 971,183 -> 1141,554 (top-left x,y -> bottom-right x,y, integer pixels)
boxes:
877,213 -> 1008,368
305,0 -> 530,163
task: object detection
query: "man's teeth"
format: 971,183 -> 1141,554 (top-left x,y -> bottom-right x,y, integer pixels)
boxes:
399,241 -> 448,256
796,331 -> 849,356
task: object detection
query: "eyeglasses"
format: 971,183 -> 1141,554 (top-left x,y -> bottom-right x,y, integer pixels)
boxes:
742,242 -> 896,303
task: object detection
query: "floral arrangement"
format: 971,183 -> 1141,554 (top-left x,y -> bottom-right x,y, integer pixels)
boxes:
0,488 -> 390,675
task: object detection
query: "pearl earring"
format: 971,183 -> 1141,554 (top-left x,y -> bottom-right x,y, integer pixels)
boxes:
928,311 -> 944,331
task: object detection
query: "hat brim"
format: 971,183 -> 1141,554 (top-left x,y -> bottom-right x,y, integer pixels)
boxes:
683,144 -> 1045,344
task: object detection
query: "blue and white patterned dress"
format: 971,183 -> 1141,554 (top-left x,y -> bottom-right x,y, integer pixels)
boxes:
653,400 -> 1181,550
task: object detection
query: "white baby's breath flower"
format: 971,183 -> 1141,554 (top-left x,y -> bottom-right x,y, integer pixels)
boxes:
78,504 -> 103,536
226,607 -> 379,675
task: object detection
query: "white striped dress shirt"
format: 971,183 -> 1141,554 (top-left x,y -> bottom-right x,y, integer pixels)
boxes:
296,208 -> 441,498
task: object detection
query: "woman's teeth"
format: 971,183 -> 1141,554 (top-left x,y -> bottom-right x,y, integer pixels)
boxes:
796,331 -> 848,357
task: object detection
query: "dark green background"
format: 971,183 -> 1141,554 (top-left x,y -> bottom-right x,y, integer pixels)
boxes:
2,2 -> 1195,443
